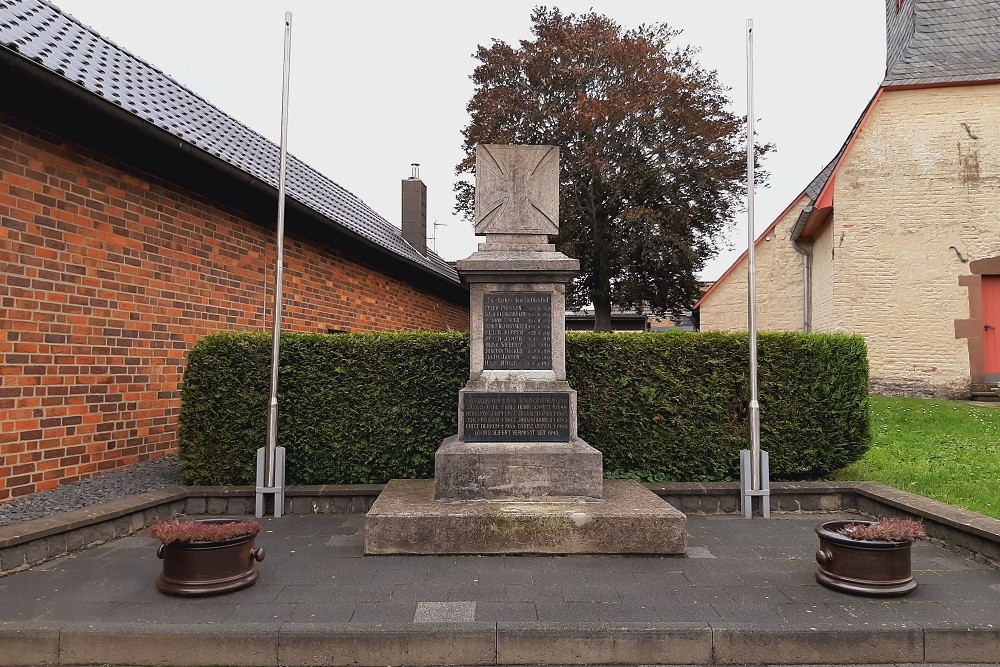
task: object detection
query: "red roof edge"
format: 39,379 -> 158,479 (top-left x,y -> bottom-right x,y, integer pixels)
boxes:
797,88 -> 884,241
694,193 -> 809,310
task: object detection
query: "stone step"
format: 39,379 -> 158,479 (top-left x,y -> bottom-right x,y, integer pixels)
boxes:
365,478 -> 686,555
3,620 -> 994,665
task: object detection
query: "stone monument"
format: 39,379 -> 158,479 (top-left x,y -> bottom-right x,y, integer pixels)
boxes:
365,145 -> 686,555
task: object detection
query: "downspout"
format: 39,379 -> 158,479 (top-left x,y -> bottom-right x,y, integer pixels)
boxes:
790,205 -> 813,333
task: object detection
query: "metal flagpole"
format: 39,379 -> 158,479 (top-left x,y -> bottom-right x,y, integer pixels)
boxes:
256,12 -> 292,519
740,17 -> 770,519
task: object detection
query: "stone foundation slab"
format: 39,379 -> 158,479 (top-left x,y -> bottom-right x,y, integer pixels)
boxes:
365,479 -> 686,555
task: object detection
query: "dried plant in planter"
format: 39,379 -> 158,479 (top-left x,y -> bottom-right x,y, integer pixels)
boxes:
837,518 -> 926,542
150,518 -> 261,544
816,517 -> 926,597
152,518 -> 265,597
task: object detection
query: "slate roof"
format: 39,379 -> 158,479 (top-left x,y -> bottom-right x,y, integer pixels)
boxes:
0,0 -> 459,283
883,0 -> 1000,86
803,0 -> 1000,209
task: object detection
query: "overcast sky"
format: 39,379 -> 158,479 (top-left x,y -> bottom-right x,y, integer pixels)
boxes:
53,0 -> 887,281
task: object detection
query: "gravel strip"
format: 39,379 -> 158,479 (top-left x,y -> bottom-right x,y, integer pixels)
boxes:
0,456 -> 181,527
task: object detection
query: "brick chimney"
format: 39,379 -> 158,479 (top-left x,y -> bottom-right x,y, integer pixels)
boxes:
402,163 -> 427,255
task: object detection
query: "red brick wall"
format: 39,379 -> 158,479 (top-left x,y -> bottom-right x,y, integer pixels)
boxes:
0,116 -> 468,502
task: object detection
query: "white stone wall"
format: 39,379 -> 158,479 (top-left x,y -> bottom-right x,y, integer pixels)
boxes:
810,213 -> 838,333
832,84 -> 1000,396
699,196 -> 808,331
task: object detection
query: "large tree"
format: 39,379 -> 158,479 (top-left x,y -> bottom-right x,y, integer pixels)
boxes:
456,8 -> 771,330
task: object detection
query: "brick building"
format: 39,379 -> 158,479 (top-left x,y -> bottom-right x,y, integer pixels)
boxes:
696,0 -> 1000,399
0,1 -> 468,501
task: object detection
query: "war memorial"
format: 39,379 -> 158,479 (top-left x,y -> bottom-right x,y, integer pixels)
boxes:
366,145 -> 687,555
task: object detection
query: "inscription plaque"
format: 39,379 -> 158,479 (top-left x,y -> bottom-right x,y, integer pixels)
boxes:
463,392 -> 570,442
483,292 -> 552,370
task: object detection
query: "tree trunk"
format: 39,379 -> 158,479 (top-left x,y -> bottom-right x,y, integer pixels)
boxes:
593,301 -> 613,331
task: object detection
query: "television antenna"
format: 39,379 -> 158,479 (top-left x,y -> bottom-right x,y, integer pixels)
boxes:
431,219 -> 447,253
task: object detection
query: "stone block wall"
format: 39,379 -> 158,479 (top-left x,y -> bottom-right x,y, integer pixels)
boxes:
831,84 -> 1000,396
0,116 -> 468,501
810,212 -> 838,333
697,195 -> 808,331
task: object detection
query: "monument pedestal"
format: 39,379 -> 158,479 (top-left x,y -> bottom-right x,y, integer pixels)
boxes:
363,144 -> 685,555
366,479 -> 686,555
434,436 -> 603,500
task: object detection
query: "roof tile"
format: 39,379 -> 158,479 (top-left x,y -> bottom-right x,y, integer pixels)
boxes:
883,0 -> 1000,86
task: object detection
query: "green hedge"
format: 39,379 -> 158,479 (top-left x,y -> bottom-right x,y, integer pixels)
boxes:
178,330 -> 869,485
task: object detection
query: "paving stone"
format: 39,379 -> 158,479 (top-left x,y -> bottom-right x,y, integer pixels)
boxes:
535,601 -> 602,622
288,602 -> 356,623
594,602 -> 660,622
273,584 -> 341,603
710,601 -> 783,622
227,602 -> 295,623
441,582 -> 491,599
350,602 -> 417,623
413,601 -> 476,623
473,601 -> 538,622
685,545 -> 716,558
722,585 -> 792,605
562,585 -> 621,603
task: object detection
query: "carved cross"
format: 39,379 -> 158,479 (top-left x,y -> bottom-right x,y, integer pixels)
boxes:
475,144 -> 559,236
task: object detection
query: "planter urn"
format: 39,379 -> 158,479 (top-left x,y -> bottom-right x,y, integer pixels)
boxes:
155,519 -> 265,597
814,520 -> 916,597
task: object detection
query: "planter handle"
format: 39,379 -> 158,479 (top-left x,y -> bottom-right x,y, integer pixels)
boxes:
251,547 -> 266,563
815,549 -> 832,566
156,544 -> 165,559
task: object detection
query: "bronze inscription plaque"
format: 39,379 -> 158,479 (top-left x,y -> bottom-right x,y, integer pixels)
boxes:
463,392 -> 571,442
483,292 -> 552,370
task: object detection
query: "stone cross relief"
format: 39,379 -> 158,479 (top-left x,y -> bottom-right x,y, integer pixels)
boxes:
475,144 -> 560,236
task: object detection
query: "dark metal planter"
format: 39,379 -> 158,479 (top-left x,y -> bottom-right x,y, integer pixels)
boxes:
814,520 -> 916,597
155,520 -> 265,597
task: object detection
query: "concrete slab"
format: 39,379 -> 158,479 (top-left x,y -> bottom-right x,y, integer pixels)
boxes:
364,479 -> 686,555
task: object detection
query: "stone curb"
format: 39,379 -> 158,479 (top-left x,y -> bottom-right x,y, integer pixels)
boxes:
711,623 -> 924,665
496,622 -> 713,665
1,621 -> 997,666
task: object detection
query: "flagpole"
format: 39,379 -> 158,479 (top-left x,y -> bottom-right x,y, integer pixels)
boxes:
740,17 -> 770,518
746,18 -> 760,491
256,12 -> 292,518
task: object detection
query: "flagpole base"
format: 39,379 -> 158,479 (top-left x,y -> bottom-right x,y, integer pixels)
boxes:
739,449 -> 770,518
255,446 -> 286,518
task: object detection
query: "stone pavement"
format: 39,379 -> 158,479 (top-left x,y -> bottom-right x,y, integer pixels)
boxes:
0,512 -> 997,665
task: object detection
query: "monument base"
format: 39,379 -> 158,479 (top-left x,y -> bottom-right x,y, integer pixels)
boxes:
365,479 -> 686,555
435,435 -> 603,500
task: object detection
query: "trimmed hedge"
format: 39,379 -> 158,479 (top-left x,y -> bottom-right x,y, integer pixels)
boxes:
178,330 -> 869,485
178,331 -> 468,485
568,331 -> 870,482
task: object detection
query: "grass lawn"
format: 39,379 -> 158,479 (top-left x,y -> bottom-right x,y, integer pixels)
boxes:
833,395 -> 1000,519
